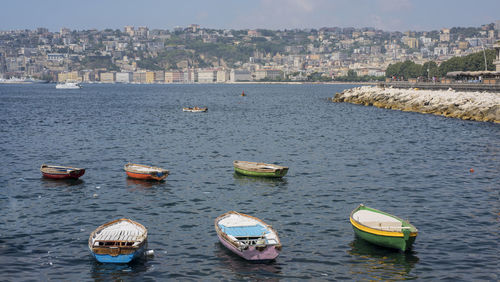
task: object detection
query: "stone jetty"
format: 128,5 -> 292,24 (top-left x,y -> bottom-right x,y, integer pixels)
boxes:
331,86 -> 500,123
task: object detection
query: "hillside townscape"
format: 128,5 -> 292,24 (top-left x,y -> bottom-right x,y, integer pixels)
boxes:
1,21 -> 500,83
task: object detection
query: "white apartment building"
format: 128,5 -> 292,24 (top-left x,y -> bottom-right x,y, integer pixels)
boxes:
230,70 -> 252,82
198,69 -> 217,83
216,70 -> 230,83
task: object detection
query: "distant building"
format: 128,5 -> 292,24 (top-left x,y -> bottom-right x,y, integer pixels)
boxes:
458,41 -> 469,50
82,70 -> 97,82
187,69 -> 198,83
189,24 -> 200,33
466,37 -> 481,47
198,69 -> 217,83
434,46 -> 449,56
216,70 -> 230,82
255,69 -> 284,80
165,71 -> 184,83
133,71 -> 146,83
154,71 -> 165,83
124,26 -> 134,37
488,30 -> 496,39
47,53 -> 65,61
145,71 -> 155,83
230,69 -> 252,82
136,26 -> 149,39
440,28 -> 450,42
60,27 -> 71,36
58,71 -> 80,82
402,37 -> 419,49
100,72 -> 115,83
116,72 -> 132,83
247,30 -> 260,37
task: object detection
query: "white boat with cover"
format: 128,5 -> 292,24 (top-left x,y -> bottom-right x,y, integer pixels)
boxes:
88,218 -> 148,263
215,211 -> 281,261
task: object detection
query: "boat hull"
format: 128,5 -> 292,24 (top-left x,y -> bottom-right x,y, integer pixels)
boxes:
351,220 -> 416,251
234,166 -> 288,178
217,233 -> 280,261
40,167 -> 85,179
90,244 -> 145,263
125,171 -> 167,181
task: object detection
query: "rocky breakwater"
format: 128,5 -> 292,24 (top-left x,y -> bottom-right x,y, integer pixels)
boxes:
331,86 -> 500,123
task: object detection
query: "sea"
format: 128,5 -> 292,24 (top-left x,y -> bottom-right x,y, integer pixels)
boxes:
0,83 -> 498,281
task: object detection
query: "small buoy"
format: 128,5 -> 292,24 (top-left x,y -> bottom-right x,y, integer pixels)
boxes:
93,193 -> 98,198
469,168 -> 474,173
145,250 -> 154,257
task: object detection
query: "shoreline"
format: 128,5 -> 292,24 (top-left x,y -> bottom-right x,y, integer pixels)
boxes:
331,86 -> 500,123
1,81 -> 378,85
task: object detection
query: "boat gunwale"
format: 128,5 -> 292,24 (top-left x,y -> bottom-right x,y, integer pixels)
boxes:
350,204 -> 418,238
214,211 -> 282,250
40,164 -> 84,173
124,163 -> 169,173
233,160 -> 288,173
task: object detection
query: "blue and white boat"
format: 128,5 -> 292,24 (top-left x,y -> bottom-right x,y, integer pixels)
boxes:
88,218 -> 147,263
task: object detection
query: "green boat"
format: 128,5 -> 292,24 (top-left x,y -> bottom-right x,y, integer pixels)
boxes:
233,160 -> 289,178
350,204 -> 418,252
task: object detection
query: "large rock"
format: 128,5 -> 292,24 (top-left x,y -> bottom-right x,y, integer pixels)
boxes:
332,86 -> 500,123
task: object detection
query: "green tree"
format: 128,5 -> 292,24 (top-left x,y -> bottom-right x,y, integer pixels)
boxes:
422,61 -> 438,78
438,49 -> 495,76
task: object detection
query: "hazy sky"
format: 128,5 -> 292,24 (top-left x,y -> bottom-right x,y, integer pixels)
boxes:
1,0 -> 499,32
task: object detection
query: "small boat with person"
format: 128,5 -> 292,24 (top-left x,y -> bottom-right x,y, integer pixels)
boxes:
350,204 -> 418,252
124,163 -> 169,181
233,160 -> 288,178
215,211 -> 282,261
40,164 -> 85,179
88,218 -> 148,263
182,106 -> 208,112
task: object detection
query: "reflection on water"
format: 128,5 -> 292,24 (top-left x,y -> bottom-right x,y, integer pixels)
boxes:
125,178 -> 167,189
41,178 -> 84,188
233,173 -> 287,187
347,238 -> 419,280
89,257 -> 151,280
213,242 -> 282,280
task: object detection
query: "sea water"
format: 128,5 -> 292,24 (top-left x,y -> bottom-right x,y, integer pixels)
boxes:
0,83 -> 498,280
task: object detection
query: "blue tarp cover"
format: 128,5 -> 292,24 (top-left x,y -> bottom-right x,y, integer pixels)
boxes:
219,224 -> 268,237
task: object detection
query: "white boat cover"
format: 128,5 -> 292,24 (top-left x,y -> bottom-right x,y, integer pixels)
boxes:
353,210 -> 402,230
93,220 -> 146,243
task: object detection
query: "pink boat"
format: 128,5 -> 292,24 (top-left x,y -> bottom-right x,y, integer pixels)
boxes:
215,211 -> 282,261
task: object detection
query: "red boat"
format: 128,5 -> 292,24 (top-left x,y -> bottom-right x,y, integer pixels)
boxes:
40,164 -> 85,179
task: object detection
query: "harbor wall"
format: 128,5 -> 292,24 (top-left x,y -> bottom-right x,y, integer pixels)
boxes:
331,86 -> 500,123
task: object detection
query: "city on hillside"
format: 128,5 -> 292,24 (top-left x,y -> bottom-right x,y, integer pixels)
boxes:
1,21 -> 500,83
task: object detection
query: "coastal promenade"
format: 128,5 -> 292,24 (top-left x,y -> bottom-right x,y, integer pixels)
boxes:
331,86 -> 500,123
382,81 -> 500,93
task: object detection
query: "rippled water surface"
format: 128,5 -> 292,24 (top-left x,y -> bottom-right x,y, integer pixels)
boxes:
0,84 -> 498,281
